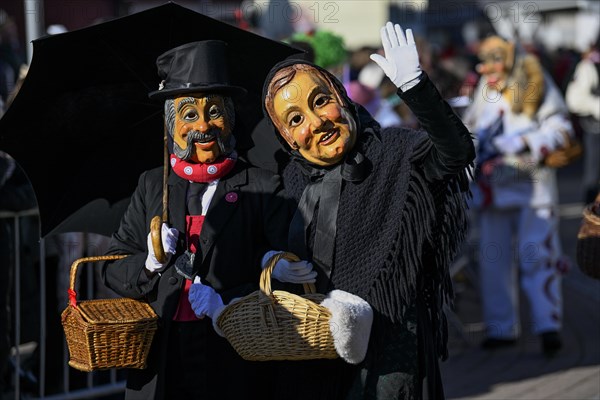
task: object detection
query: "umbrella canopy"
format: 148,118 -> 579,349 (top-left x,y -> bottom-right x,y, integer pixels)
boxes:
0,2 -> 301,238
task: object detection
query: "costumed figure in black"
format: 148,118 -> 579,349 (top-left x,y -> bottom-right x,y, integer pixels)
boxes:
101,40 -> 297,399
261,22 -> 475,399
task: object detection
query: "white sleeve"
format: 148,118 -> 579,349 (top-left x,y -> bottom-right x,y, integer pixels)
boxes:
522,113 -> 574,162
566,60 -> 600,120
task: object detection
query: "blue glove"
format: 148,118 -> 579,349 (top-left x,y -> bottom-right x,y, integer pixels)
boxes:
188,276 -> 224,320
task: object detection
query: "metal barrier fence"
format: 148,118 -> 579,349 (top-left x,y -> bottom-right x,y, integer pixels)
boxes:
1,209 -> 126,399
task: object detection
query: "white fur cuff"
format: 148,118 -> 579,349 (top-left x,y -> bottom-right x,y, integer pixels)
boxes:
321,290 -> 373,364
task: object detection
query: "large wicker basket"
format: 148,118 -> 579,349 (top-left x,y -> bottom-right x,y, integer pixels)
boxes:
61,255 -> 158,372
215,252 -> 338,361
577,197 -> 600,280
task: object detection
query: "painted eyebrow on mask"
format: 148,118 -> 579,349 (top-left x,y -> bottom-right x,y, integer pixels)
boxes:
177,97 -> 196,113
279,84 -> 325,117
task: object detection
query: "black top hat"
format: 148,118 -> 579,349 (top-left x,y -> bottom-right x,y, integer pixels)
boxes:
148,40 -> 247,100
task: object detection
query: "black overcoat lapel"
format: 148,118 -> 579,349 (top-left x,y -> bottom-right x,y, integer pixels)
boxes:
197,165 -> 247,265
167,172 -> 188,235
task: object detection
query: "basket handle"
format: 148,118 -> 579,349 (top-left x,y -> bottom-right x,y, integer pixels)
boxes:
258,252 -> 317,329
259,252 -> 316,298
68,255 -> 128,309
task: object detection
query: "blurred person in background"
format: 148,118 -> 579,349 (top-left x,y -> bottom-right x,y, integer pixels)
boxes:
346,62 -> 402,128
463,35 -> 574,355
289,29 -> 347,80
0,9 -> 25,116
348,46 -> 378,81
415,36 -> 463,102
566,35 -> 600,204
0,152 -> 37,395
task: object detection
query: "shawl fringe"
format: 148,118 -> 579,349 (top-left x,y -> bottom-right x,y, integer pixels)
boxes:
366,140 -> 472,358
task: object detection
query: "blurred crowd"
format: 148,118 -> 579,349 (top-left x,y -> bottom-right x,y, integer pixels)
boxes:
0,3 -> 599,398
0,9 -> 25,118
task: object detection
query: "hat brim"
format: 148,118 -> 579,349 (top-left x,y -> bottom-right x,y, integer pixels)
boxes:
148,84 -> 247,100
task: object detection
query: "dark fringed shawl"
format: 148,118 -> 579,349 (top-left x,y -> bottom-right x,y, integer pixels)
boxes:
268,59 -> 473,399
283,124 -> 471,360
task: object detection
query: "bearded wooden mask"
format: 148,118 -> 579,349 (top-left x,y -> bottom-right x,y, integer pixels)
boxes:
165,94 -> 236,164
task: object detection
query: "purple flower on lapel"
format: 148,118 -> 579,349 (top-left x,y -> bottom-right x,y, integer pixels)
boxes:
225,192 -> 238,203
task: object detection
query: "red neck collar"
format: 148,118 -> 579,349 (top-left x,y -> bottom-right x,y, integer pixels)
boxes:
170,152 -> 237,183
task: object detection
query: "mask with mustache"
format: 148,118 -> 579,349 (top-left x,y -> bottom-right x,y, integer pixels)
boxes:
173,128 -> 235,162
166,96 -> 236,163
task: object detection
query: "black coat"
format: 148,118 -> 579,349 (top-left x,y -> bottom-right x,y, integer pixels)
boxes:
102,159 -> 292,400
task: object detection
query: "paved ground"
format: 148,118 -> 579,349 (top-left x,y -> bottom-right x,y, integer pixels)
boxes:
440,158 -> 600,400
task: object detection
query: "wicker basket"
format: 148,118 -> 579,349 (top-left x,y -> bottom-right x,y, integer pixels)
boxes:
215,252 -> 338,361
543,132 -> 583,168
577,199 -> 600,280
61,255 -> 158,372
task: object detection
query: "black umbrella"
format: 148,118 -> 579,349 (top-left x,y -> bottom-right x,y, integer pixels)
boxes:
0,2 -> 301,238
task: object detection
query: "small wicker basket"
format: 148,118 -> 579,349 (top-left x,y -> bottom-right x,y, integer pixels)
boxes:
61,255 -> 158,372
577,198 -> 600,280
543,133 -> 583,168
215,252 -> 338,361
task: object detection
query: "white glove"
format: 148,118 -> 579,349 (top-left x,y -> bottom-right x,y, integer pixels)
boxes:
189,276 -> 225,320
492,135 -> 526,155
370,22 -> 422,91
145,223 -> 179,273
261,250 -> 317,284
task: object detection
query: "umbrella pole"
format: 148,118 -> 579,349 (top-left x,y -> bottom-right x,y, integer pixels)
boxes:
162,124 -> 169,223
150,123 -> 169,264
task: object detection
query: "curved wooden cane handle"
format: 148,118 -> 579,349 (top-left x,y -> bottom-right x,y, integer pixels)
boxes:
150,215 -> 167,264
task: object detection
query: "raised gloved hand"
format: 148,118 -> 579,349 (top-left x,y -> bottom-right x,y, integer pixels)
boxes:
492,135 -> 526,155
189,276 -> 224,320
145,223 -> 178,274
262,250 -> 317,284
370,22 -> 422,91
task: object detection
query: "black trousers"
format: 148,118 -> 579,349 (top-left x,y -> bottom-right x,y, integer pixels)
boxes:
164,320 -> 208,398
164,319 -> 271,399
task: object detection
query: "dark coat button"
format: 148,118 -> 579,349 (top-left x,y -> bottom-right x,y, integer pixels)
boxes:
168,277 -> 178,285
123,283 -> 132,290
